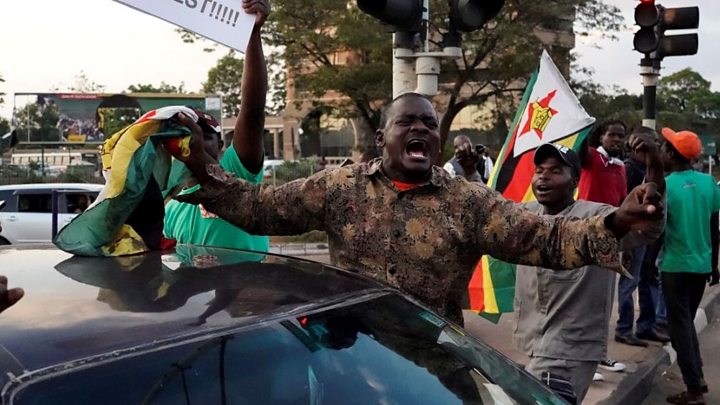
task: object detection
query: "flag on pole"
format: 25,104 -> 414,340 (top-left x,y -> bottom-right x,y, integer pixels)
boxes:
468,50 -> 596,321
54,106 -> 198,256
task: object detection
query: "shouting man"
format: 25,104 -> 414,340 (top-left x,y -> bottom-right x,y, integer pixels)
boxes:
167,92 -> 664,324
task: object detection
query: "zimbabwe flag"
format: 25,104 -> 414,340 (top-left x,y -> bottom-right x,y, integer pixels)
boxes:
54,106 -> 197,256
468,50 -> 595,322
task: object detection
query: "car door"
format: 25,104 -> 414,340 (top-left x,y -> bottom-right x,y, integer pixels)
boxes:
10,190 -> 54,243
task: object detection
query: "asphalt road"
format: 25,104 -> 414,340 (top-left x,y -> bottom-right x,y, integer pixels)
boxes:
642,312 -> 720,405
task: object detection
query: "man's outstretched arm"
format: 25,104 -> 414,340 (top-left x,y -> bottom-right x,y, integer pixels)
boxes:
172,113 -> 327,236
232,0 -> 270,175
473,183 -> 664,275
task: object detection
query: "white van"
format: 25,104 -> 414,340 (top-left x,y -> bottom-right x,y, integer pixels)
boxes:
0,183 -> 103,244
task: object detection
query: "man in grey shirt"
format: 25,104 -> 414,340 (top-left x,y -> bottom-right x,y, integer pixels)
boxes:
513,140 -> 664,402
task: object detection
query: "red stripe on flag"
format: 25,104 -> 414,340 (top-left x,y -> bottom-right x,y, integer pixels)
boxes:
499,152 -> 535,202
468,260 -> 486,311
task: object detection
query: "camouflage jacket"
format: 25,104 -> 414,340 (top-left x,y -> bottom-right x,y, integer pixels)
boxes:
177,158 -> 622,322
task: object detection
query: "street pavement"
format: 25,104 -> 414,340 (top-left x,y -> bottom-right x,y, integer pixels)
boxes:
642,306 -> 720,405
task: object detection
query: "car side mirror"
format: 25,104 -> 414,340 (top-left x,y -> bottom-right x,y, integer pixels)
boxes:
0,200 -> 5,210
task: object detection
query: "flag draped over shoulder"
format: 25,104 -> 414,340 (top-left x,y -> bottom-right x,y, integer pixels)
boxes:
468,50 -> 596,322
54,106 -> 197,257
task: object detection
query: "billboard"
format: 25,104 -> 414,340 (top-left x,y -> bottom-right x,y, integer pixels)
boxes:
12,92 -> 222,143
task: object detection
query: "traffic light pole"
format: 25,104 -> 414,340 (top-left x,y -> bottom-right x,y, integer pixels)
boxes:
390,0 -> 462,98
359,0 -> 504,98
640,57 -> 660,130
393,34 -> 417,98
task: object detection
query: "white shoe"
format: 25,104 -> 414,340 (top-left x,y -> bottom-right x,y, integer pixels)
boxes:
598,359 -> 626,372
593,372 -> 605,382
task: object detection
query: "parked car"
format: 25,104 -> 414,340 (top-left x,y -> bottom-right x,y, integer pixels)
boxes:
263,159 -> 285,178
0,244 -> 567,405
0,183 -> 103,245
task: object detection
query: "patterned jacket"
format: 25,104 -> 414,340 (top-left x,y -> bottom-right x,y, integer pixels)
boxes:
177,158 -> 623,322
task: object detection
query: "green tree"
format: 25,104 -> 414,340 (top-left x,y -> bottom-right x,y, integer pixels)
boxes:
180,1 -> 622,160
572,69 -> 643,126
263,0 -> 622,160
0,73 -> 5,107
13,102 -> 60,142
99,108 -> 141,137
126,82 -> 187,93
657,68 -> 720,133
0,118 -> 9,136
264,0 -> 392,159
203,52 -> 244,118
68,71 -> 106,93
430,0 -> 623,153
574,67 -> 720,137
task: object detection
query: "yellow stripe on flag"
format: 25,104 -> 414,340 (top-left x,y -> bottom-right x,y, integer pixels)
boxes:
106,120 -> 161,199
481,255 -> 499,314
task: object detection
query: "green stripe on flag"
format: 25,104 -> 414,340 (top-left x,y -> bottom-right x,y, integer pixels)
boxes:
54,125 -> 190,256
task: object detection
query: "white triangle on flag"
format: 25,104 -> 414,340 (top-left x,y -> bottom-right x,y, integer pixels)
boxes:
513,50 -> 595,157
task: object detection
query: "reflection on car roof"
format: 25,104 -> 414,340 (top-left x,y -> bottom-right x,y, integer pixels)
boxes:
0,244 -> 383,374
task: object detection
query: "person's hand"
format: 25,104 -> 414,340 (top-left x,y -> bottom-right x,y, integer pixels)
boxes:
0,275 -> 24,314
455,143 -> 480,173
628,131 -> 660,165
610,182 -> 664,237
709,267 -> 720,286
622,250 -> 634,270
243,0 -> 270,29
170,112 -> 217,184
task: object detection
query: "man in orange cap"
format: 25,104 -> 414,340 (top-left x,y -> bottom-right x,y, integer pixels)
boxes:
659,127 -> 719,405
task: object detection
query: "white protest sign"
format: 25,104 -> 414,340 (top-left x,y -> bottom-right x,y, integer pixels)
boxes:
114,0 -> 255,53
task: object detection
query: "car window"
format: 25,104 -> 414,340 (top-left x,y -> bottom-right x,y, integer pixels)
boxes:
17,193 -> 52,213
0,190 -> 17,211
64,192 -> 97,214
9,294 -> 565,405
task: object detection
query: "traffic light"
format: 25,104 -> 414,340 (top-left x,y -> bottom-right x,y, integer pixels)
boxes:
449,0 -> 505,32
444,0 -> 504,47
357,0 -> 424,47
633,1 -> 699,59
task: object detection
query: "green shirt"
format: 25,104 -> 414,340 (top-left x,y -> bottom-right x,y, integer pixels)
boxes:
661,170 -> 720,274
164,147 -> 270,252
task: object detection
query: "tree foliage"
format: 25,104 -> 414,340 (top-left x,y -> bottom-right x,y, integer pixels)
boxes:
179,1 -> 622,159
263,0 -> 622,160
126,82 -> 187,93
13,102 -> 60,142
429,0 -> 623,153
203,52 -> 245,118
574,67 -> 720,136
657,68 -> 720,132
0,73 -> 5,106
264,0 -> 392,159
67,71 -> 106,93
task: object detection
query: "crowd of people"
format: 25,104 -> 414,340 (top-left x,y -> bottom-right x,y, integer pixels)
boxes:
440,120 -> 718,404
1,1 -> 718,404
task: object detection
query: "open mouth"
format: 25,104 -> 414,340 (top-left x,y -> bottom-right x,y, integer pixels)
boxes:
535,184 -> 553,194
405,139 -> 430,159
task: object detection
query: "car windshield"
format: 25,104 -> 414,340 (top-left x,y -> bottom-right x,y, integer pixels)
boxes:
10,294 -> 565,405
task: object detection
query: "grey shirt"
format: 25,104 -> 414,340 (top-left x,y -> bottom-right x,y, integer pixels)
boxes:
513,200 -> 663,361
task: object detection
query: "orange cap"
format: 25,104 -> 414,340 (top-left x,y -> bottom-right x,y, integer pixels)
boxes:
661,127 -> 702,159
